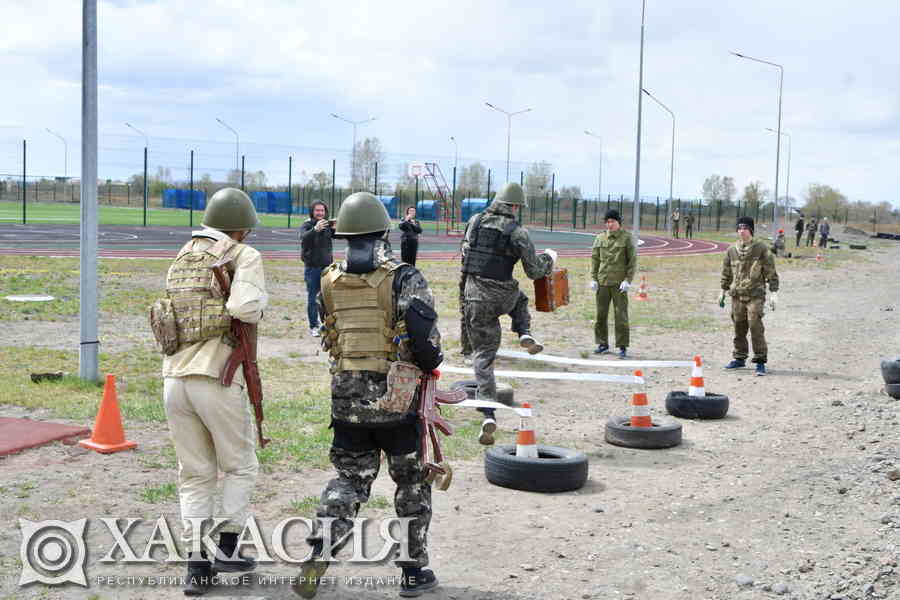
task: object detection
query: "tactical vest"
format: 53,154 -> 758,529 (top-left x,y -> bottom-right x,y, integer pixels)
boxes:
321,261 -> 403,373
165,235 -> 243,348
461,213 -> 518,281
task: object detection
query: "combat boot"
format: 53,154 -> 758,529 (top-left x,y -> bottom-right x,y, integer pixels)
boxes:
213,532 -> 256,573
519,334 -> 544,355
399,567 -> 439,598
292,542 -> 330,599
724,359 -> 746,370
593,343 -> 609,355
478,418 -> 497,446
755,363 -> 767,376
183,552 -> 212,596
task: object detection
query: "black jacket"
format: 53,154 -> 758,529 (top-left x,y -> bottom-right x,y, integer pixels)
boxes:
300,219 -> 334,267
398,219 -> 423,242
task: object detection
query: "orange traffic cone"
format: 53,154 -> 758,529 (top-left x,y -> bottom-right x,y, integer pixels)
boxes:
688,356 -> 706,398
635,276 -> 649,301
79,374 -> 137,454
630,370 -> 651,427
515,403 -> 538,458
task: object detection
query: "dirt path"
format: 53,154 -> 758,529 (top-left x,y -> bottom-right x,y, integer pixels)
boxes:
1,238 -> 898,600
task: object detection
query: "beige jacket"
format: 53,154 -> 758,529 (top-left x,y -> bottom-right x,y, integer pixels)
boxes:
162,228 -> 268,386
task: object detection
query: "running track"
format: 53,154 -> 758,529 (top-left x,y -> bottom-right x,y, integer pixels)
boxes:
0,224 -> 728,260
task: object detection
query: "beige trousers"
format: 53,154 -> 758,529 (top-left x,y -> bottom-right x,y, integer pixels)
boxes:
164,375 -> 259,544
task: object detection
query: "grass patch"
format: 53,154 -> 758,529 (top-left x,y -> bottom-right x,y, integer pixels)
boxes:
138,482 -> 178,504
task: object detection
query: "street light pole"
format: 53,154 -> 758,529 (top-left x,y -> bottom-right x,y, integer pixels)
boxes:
632,0 -> 647,239
732,51 -> 784,233
584,130 -> 603,206
641,88 -> 675,220
766,127 -> 791,217
450,136 -> 458,172
485,102 -> 532,183
331,113 -> 376,191
215,117 -> 240,171
46,128 -> 67,178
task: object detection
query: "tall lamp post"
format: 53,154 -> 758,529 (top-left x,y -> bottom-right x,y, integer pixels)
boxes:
632,0 -> 647,238
641,88 -> 675,222
766,127 -> 791,218
331,113 -> 376,191
450,136 -> 458,172
732,51 -> 784,233
215,117 -> 240,171
583,130 -> 603,205
485,102 -> 532,183
46,128 -> 67,178
125,122 -> 149,226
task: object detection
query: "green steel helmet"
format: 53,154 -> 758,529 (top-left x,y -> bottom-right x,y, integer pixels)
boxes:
334,192 -> 392,236
495,182 -> 527,207
202,188 -> 259,230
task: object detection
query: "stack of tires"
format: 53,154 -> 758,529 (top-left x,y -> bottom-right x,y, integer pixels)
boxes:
881,359 -> 900,399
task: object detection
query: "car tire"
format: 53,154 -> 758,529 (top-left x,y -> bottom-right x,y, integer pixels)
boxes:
665,391 -> 729,419
881,360 -> 900,384
452,379 -> 515,406
604,416 -> 682,449
484,444 -> 588,493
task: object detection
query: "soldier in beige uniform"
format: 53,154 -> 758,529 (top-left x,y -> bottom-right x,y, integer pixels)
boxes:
156,188 -> 268,596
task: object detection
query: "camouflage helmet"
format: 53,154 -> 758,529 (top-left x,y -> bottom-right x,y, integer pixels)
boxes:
494,182 -> 527,207
202,188 -> 259,230
334,192 -> 392,236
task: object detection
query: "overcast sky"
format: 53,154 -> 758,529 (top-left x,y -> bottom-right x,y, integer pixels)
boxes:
2,0 -> 899,205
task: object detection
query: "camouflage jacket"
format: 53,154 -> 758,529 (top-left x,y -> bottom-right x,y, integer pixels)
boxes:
317,239 -> 441,427
720,239 -> 779,299
461,202 -> 553,302
591,229 -> 637,286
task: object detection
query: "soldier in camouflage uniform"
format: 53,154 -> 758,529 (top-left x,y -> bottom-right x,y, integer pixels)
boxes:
719,216 -> 779,376
805,218 -> 818,247
295,192 -> 443,599
462,182 -> 555,445
590,209 -> 637,358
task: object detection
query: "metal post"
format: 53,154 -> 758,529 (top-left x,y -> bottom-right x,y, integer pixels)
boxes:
716,199 -> 722,231
287,155 -> 292,228
486,169 -> 491,199
655,197 -> 659,230
572,198 -> 577,228
374,161 -> 378,195
331,159 -> 336,214
142,146 -> 148,226
549,173 -> 556,232
631,0 -> 647,240
414,175 -> 419,211
451,166 -> 457,231
80,0 -> 99,381
189,150 -> 194,227
22,140 -> 26,224
240,155 -> 245,190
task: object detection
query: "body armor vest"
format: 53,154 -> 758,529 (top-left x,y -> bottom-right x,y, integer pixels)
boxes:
321,261 -> 403,373
165,235 -> 242,348
461,213 -> 519,281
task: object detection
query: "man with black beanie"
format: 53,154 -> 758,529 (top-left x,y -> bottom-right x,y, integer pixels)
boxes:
719,216 -> 779,376
590,209 -> 637,358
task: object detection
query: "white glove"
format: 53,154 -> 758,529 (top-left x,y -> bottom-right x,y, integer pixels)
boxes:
619,280 -> 631,293
768,292 -> 778,311
544,248 -> 558,265
589,280 -> 599,292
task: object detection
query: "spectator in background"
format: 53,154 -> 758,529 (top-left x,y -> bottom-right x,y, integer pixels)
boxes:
299,201 -> 334,337
806,218 -> 818,247
398,206 -> 422,265
819,217 -> 831,248
794,215 -> 805,247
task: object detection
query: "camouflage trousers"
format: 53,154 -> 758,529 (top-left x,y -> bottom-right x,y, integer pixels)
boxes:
464,291 -> 531,401
731,296 -> 767,364
307,423 -> 431,567
459,275 -> 471,356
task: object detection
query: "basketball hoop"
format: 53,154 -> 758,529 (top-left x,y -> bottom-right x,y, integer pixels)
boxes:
408,162 -> 426,178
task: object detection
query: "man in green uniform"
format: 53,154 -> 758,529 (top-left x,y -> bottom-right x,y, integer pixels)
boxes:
719,216 -> 779,376
590,209 -> 637,358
